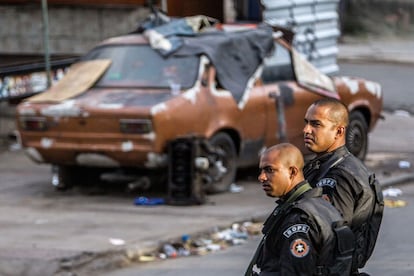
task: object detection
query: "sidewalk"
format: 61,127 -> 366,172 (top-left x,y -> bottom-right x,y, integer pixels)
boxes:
337,34 -> 414,184
338,35 -> 414,65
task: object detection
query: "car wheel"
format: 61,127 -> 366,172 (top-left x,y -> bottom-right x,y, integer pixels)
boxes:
204,133 -> 237,194
54,165 -> 102,191
346,111 -> 368,161
53,165 -> 79,191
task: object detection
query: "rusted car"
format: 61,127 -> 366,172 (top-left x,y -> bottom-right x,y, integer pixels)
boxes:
15,19 -> 383,194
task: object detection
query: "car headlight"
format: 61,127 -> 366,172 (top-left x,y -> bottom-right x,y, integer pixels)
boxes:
20,117 -> 48,131
119,119 -> 152,134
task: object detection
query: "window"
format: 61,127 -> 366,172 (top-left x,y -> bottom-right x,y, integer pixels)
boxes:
261,42 -> 294,83
83,45 -> 199,89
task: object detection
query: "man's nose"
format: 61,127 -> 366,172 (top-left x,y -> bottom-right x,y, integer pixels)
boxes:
303,123 -> 311,134
258,171 -> 266,182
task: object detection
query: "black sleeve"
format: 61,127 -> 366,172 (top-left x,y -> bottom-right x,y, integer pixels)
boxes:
276,210 -> 320,275
317,168 -> 361,225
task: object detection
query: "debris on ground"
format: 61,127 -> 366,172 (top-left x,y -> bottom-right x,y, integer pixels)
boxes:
398,160 -> 411,169
135,221 -> 263,263
393,110 -> 411,117
109,238 -> 126,246
384,199 -> 407,208
229,183 -> 244,193
383,187 -> 403,197
382,187 -> 407,208
134,196 -> 165,206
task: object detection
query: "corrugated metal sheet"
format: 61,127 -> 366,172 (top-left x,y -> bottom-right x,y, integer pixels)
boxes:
261,0 -> 340,74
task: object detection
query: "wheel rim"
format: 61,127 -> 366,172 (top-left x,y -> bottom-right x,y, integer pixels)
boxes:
205,133 -> 237,193
347,119 -> 366,159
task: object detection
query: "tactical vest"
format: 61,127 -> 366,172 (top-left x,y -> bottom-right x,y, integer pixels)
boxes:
293,193 -> 354,276
336,156 -> 384,269
245,184 -> 354,276
305,147 -> 384,270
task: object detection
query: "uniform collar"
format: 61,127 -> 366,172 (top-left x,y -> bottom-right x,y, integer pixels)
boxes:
309,145 -> 348,165
277,180 -> 311,205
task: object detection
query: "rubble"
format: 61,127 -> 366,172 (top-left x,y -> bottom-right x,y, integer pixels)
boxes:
382,187 -> 408,208
135,221 -> 263,264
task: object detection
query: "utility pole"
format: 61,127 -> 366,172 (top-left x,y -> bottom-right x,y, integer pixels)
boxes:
41,0 -> 52,89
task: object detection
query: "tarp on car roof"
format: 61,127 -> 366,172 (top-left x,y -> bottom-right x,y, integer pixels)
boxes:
141,15 -> 274,102
176,25 -> 274,102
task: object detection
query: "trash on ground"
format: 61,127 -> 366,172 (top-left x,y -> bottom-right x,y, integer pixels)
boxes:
242,221 -> 263,235
162,243 -> 178,258
109,238 -> 126,246
398,160 -> 411,169
9,143 -> 21,151
138,254 -> 156,262
134,196 -> 165,206
135,220 -> 263,263
384,199 -> 407,208
382,187 -> 403,197
393,110 -> 411,117
229,183 -> 244,193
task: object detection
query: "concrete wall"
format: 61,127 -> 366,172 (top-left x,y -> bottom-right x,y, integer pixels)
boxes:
346,0 -> 414,35
0,102 -> 15,148
0,4 -> 150,55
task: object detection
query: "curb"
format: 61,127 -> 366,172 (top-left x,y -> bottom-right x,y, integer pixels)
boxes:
338,56 -> 414,66
380,173 -> 414,188
337,41 -> 414,66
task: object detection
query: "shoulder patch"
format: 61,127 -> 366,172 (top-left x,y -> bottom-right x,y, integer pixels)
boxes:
283,224 -> 310,238
290,238 -> 310,258
316,177 -> 337,188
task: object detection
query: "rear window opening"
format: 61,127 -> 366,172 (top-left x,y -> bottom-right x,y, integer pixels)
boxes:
83,45 -> 200,89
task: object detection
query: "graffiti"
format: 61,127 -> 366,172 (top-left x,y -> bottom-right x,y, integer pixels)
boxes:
0,68 -> 67,101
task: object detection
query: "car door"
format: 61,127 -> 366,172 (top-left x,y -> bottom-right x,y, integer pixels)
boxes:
260,39 -> 333,153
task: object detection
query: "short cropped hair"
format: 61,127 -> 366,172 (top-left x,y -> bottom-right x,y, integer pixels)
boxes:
311,98 -> 349,127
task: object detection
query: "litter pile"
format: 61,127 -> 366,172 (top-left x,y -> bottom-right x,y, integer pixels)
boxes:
137,221 -> 263,263
382,187 -> 408,208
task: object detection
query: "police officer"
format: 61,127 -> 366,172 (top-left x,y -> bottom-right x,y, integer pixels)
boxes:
303,98 -> 379,274
245,143 -> 353,276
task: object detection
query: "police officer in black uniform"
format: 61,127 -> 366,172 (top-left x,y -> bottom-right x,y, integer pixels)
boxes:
303,98 -> 378,275
245,143 -> 353,276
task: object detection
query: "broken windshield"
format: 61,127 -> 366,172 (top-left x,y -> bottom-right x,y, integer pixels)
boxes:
83,45 -> 199,89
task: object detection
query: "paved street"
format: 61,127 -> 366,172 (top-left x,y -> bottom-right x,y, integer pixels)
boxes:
104,181 -> 414,276
0,110 -> 413,276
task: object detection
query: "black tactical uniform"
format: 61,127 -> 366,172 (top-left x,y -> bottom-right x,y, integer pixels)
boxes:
304,146 -> 375,270
246,181 -> 352,276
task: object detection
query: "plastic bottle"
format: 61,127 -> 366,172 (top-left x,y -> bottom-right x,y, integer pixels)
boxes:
162,243 -> 178,258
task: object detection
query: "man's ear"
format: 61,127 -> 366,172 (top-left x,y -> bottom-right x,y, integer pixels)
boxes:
336,126 -> 346,137
290,166 -> 298,179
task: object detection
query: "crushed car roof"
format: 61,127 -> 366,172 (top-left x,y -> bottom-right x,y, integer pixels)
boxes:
139,15 -> 275,102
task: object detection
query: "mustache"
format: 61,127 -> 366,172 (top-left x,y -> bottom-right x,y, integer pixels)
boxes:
304,134 -> 314,141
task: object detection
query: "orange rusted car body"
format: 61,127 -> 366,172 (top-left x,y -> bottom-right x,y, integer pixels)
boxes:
15,23 -> 383,191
